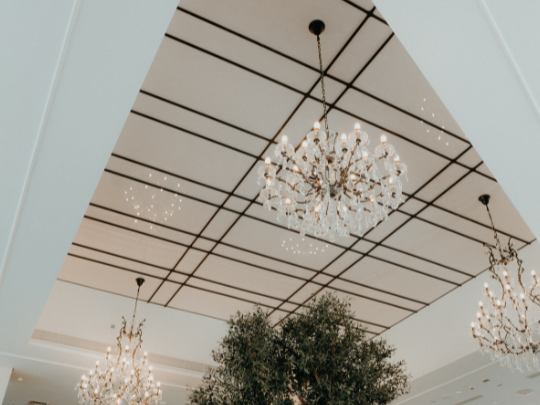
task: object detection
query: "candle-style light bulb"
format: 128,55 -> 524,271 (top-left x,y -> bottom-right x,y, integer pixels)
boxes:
314,121 -> 320,131
354,122 -> 361,131
265,157 -> 271,165
341,133 -> 347,143
281,135 -> 288,144
302,140 -> 308,149
381,134 -> 387,144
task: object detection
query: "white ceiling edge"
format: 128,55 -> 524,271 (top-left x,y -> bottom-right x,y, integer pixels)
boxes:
372,0 -> 540,239
0,367 -> 11,404
0,0 -> 179,359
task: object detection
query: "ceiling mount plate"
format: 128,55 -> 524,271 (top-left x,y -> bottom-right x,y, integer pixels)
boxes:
136,277 -> 145,287
309,20 -> 325,36
479,194 -> 491,206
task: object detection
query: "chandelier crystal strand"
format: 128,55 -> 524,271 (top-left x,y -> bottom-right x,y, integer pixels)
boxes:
257,20 -> 407,241
471,195 -> 540,371
77,278 -> 163,405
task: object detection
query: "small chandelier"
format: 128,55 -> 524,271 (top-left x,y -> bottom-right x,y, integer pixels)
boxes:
77,278 -> 163,404
471,195 -> 540,371
258,20 -> 407,240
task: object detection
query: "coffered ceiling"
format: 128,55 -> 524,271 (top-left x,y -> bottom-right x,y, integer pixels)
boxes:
58,0 -> 535,339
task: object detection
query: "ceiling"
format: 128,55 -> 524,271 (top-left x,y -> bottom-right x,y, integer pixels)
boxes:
54,0 -> 535,340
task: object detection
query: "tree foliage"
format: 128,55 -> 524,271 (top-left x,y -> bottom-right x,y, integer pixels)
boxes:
190,293 -> 410,405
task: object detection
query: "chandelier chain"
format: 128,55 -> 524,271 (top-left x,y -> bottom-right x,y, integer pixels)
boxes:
484,203 -> 502,249
316,34 -> 329,136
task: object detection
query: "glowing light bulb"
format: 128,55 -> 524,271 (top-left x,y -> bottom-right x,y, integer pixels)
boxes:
293,165 -> 299,172
315,205 -> 321,213
520,293 -> 525,299
281,135 -> 288,144
362,150 -> 368,159
265,157 -> 271,165
484,283 -> 488,288
477,312 -> 481,318
503,271 -> 508,277
471,322 -> 475,328
107,347 -> 111,352
381,134 -> 387,144
341,133 -> 347,143
394,155 -> 400,163
532,270 -> 536,276
96,361 -> 100,365
144,352 -> 147,357
354,122 -> 361,131
125,345 -> 129,351
286,198 -> 291,205
479,301 -> 483,307
302,140 -> 308,149
389,177 -> 394,185
314,121 -> 320,130
497,300 -> 502,306
82,375 -> 86,380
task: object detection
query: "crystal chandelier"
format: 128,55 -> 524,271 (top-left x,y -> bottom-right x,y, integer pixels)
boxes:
471,195 -> 540,371
258,20 -> 407,241
77,278 -> 163,404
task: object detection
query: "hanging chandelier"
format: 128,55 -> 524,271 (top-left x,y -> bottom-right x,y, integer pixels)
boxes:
471,195 -> 540,371
77,278 -> 163,405
258,20 -> 407,241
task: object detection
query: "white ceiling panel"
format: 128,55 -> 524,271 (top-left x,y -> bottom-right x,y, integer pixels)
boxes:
174,249 -> 207,274
167,9 -> 318,93
234,161 -> 264,199
142,38 -> 303,138
370,246 -> 470,284
280,302 -> 300,312
384,219 -> 487,276
106,154 -> 229,206
194,255 -> 305,300
212,244 -> 314,280
457,147 -> 483,168
74,218 -> 185,269
58,256 -> 162,301
322,251 -> 363,276
179,0 -> 366,69
288,282 -> 322,304
84,205 -> 195,247
337,89 -> 469,159
150,281 -> 180,306
339,256 -> 454,303
312,273 -> 334,285
132,92 -> 268,156
91,171 -> 216,235
223,216 -> 343,271
187,277 -> 282,309
168,286 -> 266,321
201,210 -> 239,240
351,239 -> 376,254
310,77 -> 347,104
224,196 -> 251,213
399,199 -> 427,216
435,172 -> 535,242
415,164 -> 469,202
330,288 -> 410,327
192,239 -> 216,252
364,211 -> 409,242
329,278 -> 423,311
354,36 -> 465,139
115,113 -> 256,192
329,17 -> 392,82
68,245 -> 170,280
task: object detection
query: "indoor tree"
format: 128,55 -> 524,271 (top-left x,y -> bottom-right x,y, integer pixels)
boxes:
190,293 -> 410,405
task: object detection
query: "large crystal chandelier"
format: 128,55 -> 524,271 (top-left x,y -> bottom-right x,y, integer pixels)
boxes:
471,195 -> 540,371
258,20 -> 407,241
77,278 -> 163,404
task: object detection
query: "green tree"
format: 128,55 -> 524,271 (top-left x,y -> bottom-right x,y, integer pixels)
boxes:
190,293 -> 410,405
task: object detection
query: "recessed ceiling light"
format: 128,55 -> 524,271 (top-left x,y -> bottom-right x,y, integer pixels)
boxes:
440,394 -> 452,399
17,378 -> 22,382
516,389 -> 533,396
